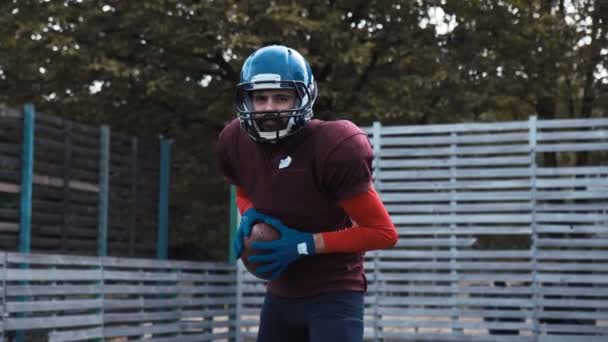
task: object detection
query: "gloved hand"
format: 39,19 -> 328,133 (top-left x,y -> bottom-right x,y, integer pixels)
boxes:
249,216 -> 315,280
234,208 -> 271,259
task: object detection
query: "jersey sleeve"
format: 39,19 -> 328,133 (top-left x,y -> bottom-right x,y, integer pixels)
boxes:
216,120 -> 241,186
321,184 -> 398,253
320,122 -> 373,201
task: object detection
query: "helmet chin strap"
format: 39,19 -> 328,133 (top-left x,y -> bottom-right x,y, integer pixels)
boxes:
255,117 -> 296,141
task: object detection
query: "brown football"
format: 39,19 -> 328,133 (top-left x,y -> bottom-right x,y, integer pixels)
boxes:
241,222 -> 280,280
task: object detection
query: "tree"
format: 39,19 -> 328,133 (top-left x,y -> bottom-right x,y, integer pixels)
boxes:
0,0 -> 605,260
441,0 -> 607,121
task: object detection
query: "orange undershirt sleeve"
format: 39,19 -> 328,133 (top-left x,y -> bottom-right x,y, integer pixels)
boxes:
321,185 -> 398,253
235,185 -> 397,253
235,187 -> 254,215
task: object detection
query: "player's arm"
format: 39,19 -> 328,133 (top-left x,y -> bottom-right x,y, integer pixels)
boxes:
312,124 -> 397,253
244,180 -> 395,279
314,184 -> 398,254
237,183 -> 397,254
235,186 -> 253,214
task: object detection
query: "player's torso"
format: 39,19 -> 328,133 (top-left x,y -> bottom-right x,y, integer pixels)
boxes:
234,120 -> 351,233
221,118 -> 367,297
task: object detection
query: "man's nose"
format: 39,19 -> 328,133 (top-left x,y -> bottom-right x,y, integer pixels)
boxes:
259,99 -> 277,112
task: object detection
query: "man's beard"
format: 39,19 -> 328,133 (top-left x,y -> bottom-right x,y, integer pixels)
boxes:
257,118 -> 288,131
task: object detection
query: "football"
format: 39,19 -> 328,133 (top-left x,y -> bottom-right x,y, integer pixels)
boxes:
241,222 -> 280,279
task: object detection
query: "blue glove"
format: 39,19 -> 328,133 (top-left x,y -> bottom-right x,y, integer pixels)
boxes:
248,216 -> 315,280
234,208 -> 271,259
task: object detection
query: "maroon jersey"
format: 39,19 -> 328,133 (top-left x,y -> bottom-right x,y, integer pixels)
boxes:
217,118 -> 373,297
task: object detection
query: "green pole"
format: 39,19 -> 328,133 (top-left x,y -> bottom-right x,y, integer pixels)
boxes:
18,104 -> 35,254
228,185 -> 239,341
228,185 -> 238,262
97,126 -> 110,257
16,104 -> 35,342
157,138 -> 172,259
93,126 -> 111,342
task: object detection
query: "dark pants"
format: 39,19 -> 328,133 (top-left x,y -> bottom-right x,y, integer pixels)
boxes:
256,291 -> 364,342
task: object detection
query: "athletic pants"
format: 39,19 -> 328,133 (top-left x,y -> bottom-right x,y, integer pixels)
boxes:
256,290 -> 364,342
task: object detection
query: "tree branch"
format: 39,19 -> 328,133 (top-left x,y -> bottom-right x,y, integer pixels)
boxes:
580,2 -> 605,117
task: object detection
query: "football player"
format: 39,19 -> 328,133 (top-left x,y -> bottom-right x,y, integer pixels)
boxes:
217,45 -> 398,342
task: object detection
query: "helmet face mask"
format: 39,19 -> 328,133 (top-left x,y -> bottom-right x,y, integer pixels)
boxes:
235,46 -> 317,143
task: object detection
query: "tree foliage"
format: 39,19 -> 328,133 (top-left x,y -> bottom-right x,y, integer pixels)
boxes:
0,0 -> 606,260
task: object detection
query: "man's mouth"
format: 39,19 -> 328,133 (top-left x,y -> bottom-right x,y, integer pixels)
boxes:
258,119 -> 284,131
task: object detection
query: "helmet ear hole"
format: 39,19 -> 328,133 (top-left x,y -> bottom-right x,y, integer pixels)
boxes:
294,116 -> 305,126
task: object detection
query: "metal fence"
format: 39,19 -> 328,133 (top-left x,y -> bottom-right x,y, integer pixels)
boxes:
0,116 -> 606,341
0,251 -> 237,341
0,104 -> 172,258
238,116 -> 608,341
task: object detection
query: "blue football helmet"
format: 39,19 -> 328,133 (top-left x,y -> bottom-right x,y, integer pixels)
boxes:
235,45 -> 317,142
